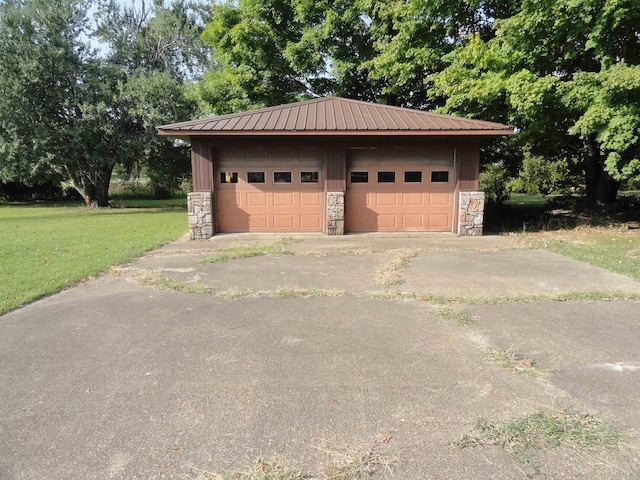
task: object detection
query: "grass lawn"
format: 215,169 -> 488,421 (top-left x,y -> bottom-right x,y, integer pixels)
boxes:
521,227 -> 640,282
0,201 -> 187,315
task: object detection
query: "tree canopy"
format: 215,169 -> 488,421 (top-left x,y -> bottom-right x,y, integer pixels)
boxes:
0,0 -> 638,207
429,0 -> 640,204
0,0 -> 206,206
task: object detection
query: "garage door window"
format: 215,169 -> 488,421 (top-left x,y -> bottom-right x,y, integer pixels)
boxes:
431,171 -> 449,183
274,171 -> 292,183
301,171 -> 319,183
377,171 -> 395,183
220,172 -> 238,184
404,171 -> 422,183
247,172 -> 265,183
351,171 -> 368,183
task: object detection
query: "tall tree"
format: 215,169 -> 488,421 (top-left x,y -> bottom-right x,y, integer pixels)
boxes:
193,0 -> 310,115
96,0 -> 206,195
361,0 -> 521,109
193,0 -> 522,114
430,0 -> 640,205
0,0 -> 121,206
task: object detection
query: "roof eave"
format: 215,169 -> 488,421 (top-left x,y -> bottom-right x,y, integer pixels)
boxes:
157,128 -> 515,138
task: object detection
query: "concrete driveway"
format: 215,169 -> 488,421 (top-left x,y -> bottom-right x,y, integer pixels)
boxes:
1,233 -> 639,479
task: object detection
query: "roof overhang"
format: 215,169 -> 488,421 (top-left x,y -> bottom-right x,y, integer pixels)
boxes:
158,128 -> 515,139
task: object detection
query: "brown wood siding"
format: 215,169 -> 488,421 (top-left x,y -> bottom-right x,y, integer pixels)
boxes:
326,145 -> 346,192
457,142 -> 480,191
191,138 -> 214,191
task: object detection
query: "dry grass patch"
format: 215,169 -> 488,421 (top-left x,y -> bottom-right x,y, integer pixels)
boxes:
271,288 -> 346,298
186,458 -> 306,480
112,267 -> 212,293
322,446 -> 395,479
303,249 -> 377,257
375,248 -> 420,287
482,347 -> 551,378
215,288 -> 346,301
184,443 -> 395,479
200,239 -> 298,264
434,306 -> 475,325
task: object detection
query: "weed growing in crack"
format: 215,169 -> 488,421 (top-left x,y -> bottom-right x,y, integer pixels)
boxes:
434,306 -> 475,325
184,442 -> 395,479
186,457 -> 306,480
455,410 -> 621,453
481,347 -> 551,378
145,277 -> 212,294
112,267 -> 211,294
322,446 -> 395,479
199,238 -> 298,264
376,248 -> 420,287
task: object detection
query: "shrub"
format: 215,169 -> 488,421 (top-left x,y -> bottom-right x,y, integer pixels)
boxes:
480,163 -> 510,204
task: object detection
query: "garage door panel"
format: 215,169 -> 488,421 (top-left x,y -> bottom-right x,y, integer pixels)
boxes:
273,215 -> 294,228
429,192 -> 452,206
346,149 -> 454,232
300,192 -> 322,206
248,215 -> 268,229
402,214 -> 423,229
375,193 -> 397,206
273,193 -> 294,206
428,213 -> 451,230
300,214 -> 321,228
246,193 -> 268,206
216,147 -> 323,233
402,193 -> 424,206
377,214 -> 397,229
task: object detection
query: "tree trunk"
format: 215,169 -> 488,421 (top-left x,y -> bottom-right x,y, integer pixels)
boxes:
596,169 -> 620,205
583,137 -> 602,209
67,165 -> 114,208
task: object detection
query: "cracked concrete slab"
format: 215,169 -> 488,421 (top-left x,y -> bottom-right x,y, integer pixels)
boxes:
2,233 -> 640,479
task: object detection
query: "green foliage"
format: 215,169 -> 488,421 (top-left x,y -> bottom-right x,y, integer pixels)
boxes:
508,155 -> 578,196
0,0 -> 116,206
195,0 -> 309,114
0,0 -> 205,206
430,0 -> 640,206
479,164 -> 510,204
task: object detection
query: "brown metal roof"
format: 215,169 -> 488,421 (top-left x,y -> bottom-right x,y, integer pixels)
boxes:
158,96 -> 514,137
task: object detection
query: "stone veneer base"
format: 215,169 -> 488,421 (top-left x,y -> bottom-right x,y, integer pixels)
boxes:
187,192 -> 214,240
458,191 -> 485,236
326,192 -> 345,235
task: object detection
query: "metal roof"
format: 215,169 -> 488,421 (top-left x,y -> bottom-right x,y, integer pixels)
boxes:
158,96 -> 514,137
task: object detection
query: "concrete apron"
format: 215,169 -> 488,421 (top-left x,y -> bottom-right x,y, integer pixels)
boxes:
137,233 -> 640,299
1,233 -> 640,479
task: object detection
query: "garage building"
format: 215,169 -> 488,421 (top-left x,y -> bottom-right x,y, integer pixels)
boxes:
158,96 -> 514,239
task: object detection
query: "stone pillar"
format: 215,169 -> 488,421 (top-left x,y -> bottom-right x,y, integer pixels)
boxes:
326,192 -> 345,235
187,192 -> 214,240
458,191 -> 485,236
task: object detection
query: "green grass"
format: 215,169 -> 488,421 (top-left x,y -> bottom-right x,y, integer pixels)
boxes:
505,193 -> 549,207
456,410 -> 620,453
0,201 -> 187,314
522,227 -> 640,282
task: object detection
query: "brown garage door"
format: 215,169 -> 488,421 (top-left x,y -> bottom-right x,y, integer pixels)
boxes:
216,147 -> 324,232
345,147 -> 455,232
